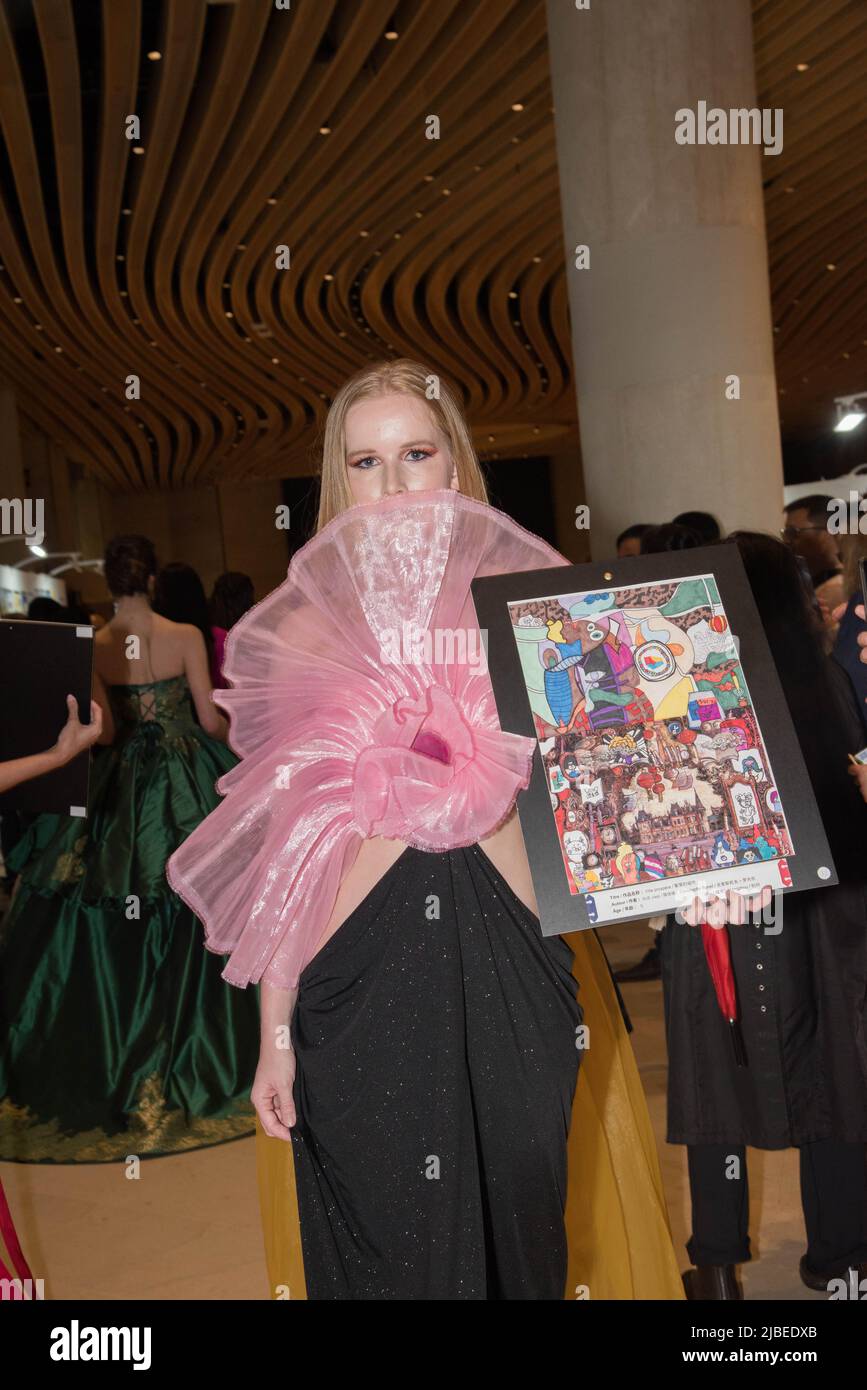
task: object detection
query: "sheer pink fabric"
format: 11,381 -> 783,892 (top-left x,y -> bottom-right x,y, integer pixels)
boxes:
166,489 -> 567,989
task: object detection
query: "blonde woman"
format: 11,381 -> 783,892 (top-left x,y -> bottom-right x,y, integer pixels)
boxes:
169,360 -> 684,1300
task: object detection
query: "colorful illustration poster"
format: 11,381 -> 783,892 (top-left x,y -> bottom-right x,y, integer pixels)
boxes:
507,574 -> 795,924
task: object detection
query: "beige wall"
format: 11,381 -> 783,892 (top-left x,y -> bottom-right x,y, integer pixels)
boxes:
549,449 -> 591,564
99,480 -> 290,606
9,411 -> 292,609
217,480 -> 290,601
100,487 -> 224,592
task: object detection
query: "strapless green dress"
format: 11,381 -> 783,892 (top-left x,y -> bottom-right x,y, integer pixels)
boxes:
0,676 -> 260,1162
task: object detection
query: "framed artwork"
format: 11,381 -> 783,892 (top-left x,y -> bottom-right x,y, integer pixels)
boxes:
471,545 -> 837,936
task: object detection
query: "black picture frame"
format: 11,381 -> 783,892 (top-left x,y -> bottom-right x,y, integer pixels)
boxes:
471,544 -> 838,937
0,618 -> 94,816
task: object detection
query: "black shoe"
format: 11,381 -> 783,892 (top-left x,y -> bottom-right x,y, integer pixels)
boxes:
799,1255 -> 867,1293
682,1265 -> 744,1300
614,945 -> 661,983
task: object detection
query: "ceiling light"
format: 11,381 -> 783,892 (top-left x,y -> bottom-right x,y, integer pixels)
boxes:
147,51 -> 162,61
29,544 -> 47,557
796,62 -> 810,71
511,103 -> 524,112
835,411 -> 865,433
833,393 -> 867,432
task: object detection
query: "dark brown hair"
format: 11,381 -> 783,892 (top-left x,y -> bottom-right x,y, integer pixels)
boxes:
210,571 -> 255,630
103,534 -> 157,597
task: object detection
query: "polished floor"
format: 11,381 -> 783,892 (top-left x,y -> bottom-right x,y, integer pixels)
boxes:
0,918 -> 831,1300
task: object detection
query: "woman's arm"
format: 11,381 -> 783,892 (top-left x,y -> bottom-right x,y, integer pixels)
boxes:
253,982 -> 299,1140
182,626 -> 228,740
0,695 -> 103,794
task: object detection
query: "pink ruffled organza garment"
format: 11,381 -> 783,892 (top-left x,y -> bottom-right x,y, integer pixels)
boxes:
166,489 -> 568,989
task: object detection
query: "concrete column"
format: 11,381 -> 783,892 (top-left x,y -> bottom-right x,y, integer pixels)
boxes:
545,0 -> 784,557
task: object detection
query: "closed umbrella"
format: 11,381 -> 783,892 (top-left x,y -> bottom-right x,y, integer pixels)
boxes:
700,920 -> 747,1067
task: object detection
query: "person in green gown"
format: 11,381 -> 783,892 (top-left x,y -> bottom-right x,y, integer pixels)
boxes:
0,535 -> 260,1162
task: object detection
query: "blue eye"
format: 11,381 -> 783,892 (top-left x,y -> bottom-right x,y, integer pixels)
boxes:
407,449 -> 432,461
351,457 -> 377,469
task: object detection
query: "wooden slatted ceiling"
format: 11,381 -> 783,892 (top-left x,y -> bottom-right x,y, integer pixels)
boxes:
753,0 -> 867,442
0,0 -> 864,493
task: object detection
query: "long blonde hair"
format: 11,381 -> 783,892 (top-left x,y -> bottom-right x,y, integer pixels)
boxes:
315,358 -> 489,532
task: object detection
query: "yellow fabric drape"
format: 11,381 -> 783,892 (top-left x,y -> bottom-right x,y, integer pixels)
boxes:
256,927 -> 685,1300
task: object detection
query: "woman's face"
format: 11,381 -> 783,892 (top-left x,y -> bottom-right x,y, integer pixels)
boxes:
344,393 -> 459,505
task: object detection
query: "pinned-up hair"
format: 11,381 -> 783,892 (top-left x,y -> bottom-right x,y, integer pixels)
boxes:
103,534 -> 157,597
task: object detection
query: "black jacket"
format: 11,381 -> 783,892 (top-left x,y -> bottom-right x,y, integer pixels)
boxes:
660,660 -> 867,1148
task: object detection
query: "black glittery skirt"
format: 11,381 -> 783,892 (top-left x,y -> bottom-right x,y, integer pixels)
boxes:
289,842 -> 584,1300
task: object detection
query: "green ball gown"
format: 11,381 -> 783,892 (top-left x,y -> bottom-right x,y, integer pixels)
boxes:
0,675 -> 260,1162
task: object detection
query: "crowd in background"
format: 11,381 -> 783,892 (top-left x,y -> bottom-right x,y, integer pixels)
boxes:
611,503 -> 867,1297
2,504 -> 867,1296
6,562 -> 255,694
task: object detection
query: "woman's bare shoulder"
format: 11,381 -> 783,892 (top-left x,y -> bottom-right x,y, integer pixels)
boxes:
153,613 -> 200,644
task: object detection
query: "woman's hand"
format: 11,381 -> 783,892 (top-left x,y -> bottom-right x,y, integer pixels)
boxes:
678,885 -> 773,927
0,696 -> 104,795
251,1045 -> 296,1140
833,602 -> 867,664
52,695 -> 103,765
848,760 -> 867,805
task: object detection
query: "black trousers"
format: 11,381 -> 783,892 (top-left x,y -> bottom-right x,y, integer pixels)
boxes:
290,843 -> 582,1300
687,1139 -> 867,1275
